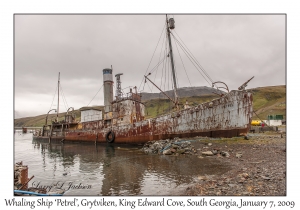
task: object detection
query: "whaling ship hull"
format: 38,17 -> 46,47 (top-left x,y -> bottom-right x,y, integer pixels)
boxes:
33,90 -> 252,144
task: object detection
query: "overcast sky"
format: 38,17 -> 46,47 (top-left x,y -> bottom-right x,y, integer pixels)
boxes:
14,14 -> 285,118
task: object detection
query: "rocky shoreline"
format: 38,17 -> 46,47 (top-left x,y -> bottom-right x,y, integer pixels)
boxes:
142,131 -> 286,196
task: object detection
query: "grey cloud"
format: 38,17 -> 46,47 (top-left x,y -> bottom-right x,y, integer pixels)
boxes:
15,14 -> 285,118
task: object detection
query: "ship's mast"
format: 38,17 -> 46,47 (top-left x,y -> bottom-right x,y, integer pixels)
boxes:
57,72 -> 60,122
166,15 -> 179,110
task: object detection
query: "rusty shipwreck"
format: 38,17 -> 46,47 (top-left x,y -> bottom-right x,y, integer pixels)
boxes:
33,16 -> 253,144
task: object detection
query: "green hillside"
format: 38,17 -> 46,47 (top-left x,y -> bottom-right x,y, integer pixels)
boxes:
144,85 -> 286,120
143,94 -> 218,119
14,110 -> 82,127
250,85 -> 286,120
14,85 -> 286,127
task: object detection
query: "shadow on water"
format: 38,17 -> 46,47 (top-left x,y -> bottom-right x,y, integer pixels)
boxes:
15,136 -> 231,195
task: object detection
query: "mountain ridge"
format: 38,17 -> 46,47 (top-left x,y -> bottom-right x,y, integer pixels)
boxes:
14,85 -> 286,127
140,86 -> 223,101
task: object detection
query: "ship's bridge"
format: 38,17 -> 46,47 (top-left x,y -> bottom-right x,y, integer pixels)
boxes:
111,91 -> 145,126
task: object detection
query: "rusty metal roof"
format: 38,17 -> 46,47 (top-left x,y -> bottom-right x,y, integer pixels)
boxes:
79,106 -> 104,111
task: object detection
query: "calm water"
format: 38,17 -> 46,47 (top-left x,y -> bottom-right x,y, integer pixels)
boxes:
15,132 -> 230,196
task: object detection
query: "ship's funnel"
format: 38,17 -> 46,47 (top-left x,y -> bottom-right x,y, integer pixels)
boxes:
103,68 -> 113,113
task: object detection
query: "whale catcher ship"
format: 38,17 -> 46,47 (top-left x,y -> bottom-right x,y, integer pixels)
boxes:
33,15 -> 253,144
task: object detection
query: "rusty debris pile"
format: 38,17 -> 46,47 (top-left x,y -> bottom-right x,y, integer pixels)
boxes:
142,138 -> 197,155
14,161 -> 33,190
14,161 -> 65,195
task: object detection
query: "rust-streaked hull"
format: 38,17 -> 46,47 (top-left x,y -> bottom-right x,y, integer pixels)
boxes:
33,90 -> 252,144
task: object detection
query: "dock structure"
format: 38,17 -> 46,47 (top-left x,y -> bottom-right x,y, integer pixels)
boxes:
14,127 -> 43,134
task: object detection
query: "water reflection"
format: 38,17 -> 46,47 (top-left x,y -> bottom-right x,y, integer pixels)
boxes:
16,137 -> 231,195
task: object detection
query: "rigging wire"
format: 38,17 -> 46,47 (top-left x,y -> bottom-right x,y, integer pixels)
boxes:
171,33 -> 207,79
173,34 -> 197,96
172,30 -> 214,82
159,50 -> 165,93
173,56 -> 180,91
141,78 -> 146,92
151,29 -> 168,93
167,51 -> 170,92
87,84 -> 104,106
49,85 -> 58,111
147,55 -> 168,75
138,22 -> 167,92
170,56 -> 174,91
140,16 -> 221,98
172,30 -> 214,84
141,15 -> 217,106
160,36 -> 168,92
168,59 -> 171,111
157,86 -> 161,115
59,83 -> 69,112
157,47 -> 168,115
164,53 -> 167,92
172,34 -> 212,85
145,79 -> 153,93
163,56 -> 168,113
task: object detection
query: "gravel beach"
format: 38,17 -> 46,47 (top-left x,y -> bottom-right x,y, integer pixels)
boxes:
142,130 -> 286,196
185,132 -> 286,196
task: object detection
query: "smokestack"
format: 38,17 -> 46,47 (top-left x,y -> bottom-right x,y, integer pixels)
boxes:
103,68 -> 113,113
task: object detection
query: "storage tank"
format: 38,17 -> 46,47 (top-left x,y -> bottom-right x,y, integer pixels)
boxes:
251,120 -> 262,126
103,68 -> 113,113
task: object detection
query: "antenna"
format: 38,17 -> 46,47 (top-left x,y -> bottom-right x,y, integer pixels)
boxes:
57,72 -> 60,122
115,73 -> 123,100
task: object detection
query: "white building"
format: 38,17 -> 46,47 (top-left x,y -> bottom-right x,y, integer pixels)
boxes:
263,120 -> 282,126
80,107 -> 103,123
